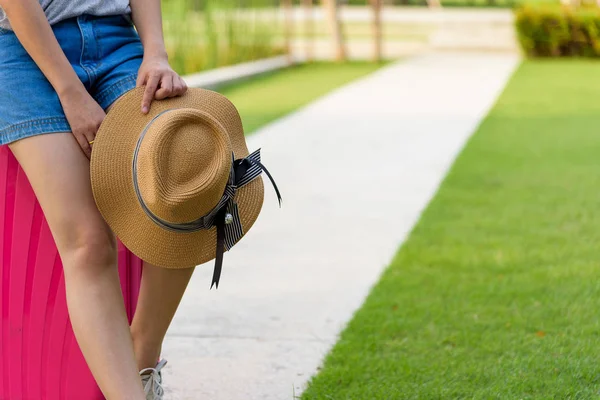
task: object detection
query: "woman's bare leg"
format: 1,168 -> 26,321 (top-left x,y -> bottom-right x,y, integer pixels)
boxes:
131,263 -> 195,369
9,133 -> 145,400
106,93 -> 196,371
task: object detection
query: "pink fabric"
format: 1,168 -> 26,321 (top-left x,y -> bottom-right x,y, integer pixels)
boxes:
0,146 -> 143,399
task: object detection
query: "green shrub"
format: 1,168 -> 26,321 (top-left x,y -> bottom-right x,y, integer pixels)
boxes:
515,5 -> 600,57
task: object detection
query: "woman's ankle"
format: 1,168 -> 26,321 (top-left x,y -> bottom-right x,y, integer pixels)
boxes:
131,331 -> 162,370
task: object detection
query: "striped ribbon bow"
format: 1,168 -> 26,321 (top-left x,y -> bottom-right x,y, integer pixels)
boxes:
133,148 -> 281,289
209,149 -> 282,289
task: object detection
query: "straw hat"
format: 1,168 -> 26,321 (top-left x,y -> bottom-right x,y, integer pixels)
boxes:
90,87 -> 280,288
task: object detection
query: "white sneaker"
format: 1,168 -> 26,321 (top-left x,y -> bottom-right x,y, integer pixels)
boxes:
140,359 -> 167,400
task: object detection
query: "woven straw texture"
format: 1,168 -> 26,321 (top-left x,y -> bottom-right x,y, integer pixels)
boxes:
90,87 -> 264,268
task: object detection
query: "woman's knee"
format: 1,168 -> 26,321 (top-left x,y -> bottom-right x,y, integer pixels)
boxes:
59,222 -> 117,269
8,133 -> 118,270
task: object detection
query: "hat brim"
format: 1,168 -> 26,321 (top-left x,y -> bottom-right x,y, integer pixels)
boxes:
90,87 -> 264,268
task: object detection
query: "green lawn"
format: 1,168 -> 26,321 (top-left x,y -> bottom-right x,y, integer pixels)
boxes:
301,60 -> 600,399
217,62 -> 384,134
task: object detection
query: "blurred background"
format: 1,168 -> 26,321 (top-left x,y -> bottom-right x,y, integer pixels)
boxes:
162,0 -> 518,76
158,0 -> 600,398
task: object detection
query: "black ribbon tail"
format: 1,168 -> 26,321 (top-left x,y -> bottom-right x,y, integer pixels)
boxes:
250,159 -> 282,207
210,208 -> 227,290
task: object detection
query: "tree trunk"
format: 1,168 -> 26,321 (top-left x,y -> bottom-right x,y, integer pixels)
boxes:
370,0 -> 382,62
281,0 -> 294,64
302,0 -> 314,61
322,0 -> 347,61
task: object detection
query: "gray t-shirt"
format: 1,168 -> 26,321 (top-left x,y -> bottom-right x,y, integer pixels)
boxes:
0,0 -> 131,30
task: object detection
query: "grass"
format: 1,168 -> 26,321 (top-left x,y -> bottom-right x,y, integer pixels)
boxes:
162,0 -> 284,75
301,60 -> 600,399
217,62 -> 384,134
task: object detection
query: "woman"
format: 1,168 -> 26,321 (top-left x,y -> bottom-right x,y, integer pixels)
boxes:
0,0 -> 190,398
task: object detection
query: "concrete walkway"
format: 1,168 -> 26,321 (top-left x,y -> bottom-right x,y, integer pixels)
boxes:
161,52 -> 519,399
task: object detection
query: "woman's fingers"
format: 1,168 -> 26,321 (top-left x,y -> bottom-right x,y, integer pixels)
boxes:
155,74 -> 174,100
174,76 -> 188,96
84,128 -> 96,151
136,70 -> 147,88
139,70 -> 187,112
74,132 -> 92,159
58,85 -> 105,160
141,72 -> 161,114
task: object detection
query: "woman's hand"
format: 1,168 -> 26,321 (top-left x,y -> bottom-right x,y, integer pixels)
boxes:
59,85 -> 106,159
136,54 -> 187,114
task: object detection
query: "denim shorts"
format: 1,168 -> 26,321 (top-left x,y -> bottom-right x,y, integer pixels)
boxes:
0,14 -> 144,145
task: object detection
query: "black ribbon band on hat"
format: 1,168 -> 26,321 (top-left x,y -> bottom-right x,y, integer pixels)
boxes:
133,124 -> 282,289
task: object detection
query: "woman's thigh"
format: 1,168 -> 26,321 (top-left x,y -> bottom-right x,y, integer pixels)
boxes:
8,133 -> 114,256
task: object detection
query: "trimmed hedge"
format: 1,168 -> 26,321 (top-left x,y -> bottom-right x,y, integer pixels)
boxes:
515,5 -> 600,57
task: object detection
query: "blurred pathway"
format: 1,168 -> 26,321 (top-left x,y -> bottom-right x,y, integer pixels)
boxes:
274,7 -> 517,57
162,52 -> 519,399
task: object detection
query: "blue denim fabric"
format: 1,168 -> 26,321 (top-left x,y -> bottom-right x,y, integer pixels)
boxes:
0,14 -> 144,145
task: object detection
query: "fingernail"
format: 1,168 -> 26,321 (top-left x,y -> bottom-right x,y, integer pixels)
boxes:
142,106 -> 148,113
